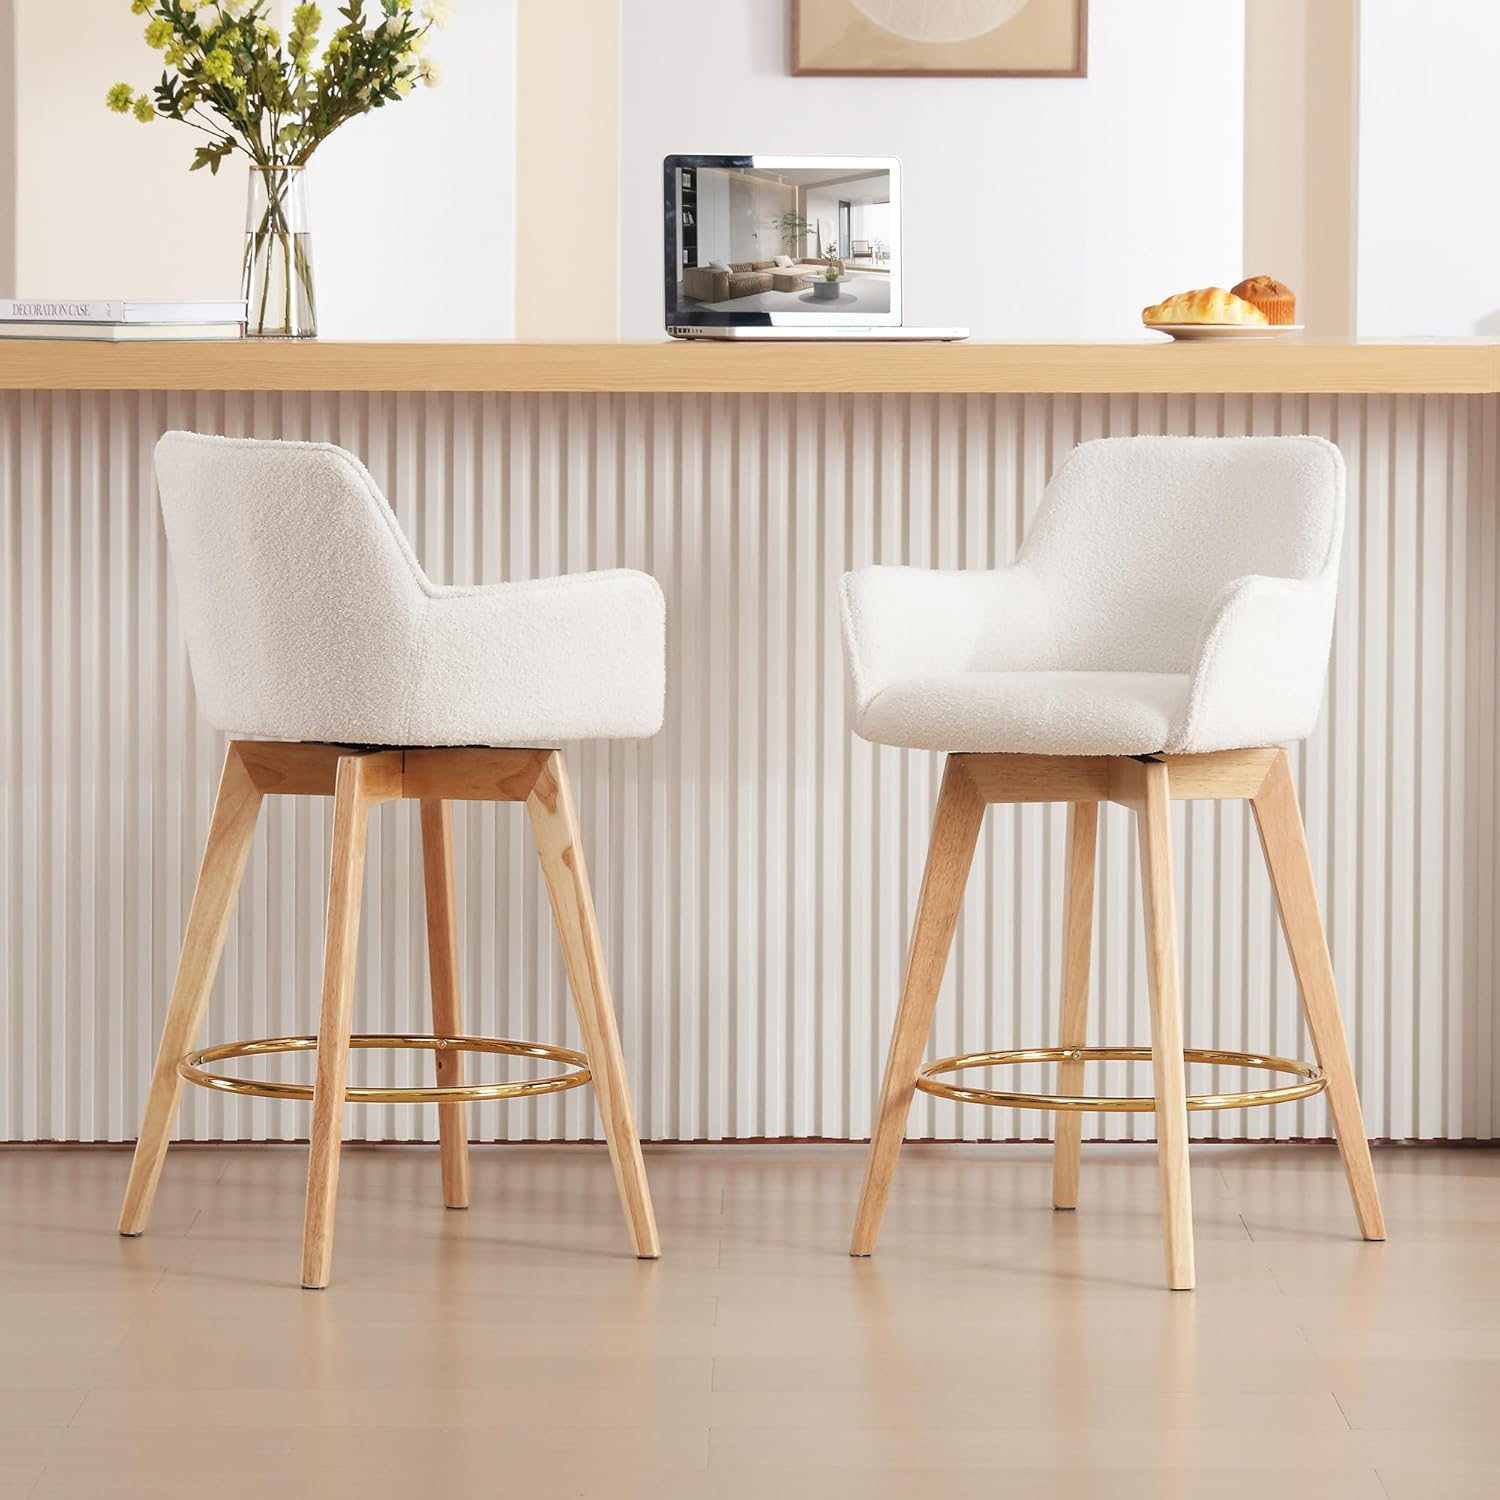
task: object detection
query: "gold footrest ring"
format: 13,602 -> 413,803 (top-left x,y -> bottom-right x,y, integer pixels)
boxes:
916,1046 -> 1325,1112
179,1034 -> 591,1104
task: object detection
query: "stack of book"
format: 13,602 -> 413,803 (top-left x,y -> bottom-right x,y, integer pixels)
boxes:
0,299 -> 247,340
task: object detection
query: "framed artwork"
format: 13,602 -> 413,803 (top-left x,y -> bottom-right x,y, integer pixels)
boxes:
792,0 -> 1087,78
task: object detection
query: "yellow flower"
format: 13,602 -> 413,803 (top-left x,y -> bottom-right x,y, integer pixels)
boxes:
132,95 -> 156,122
393,75 -> 413,95
290,4 -> 320,68
144,17 -> 173,47
200,47 -> 235,84
105,82 -> 135,112
130,0 -> 150,13
165,39 -> 190,65
422,0 -> 450,28
417,57 -> 440,86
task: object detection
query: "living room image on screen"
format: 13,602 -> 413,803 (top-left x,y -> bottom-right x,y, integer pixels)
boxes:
674,165 -> 894,315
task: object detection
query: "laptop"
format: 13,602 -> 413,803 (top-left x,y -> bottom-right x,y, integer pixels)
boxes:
664,154 -> 967,342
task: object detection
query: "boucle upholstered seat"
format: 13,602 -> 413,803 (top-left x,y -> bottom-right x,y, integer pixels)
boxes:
842,435 -> 1344,756
124,432 -> 661,1288
845,435 -> 1385,1292
155,431 -> 665,746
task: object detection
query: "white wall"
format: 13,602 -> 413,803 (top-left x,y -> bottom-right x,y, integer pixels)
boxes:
311,3 -> 515,338
621,0 -> 1245,340
8,0 -> 514,337
10,3 -> 1500,341
1356,0 -> 1500,337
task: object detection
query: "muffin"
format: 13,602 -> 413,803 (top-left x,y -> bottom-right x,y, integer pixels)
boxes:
1231,275 -> 1296,325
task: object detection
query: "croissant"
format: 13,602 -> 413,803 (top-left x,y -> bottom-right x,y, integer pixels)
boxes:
1142,288 -> 1269,326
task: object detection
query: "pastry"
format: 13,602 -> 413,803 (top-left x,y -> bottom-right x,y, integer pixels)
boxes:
1231,275 -> 1297,325
1142,288 -> 1269,326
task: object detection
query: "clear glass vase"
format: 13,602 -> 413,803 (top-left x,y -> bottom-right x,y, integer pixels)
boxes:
242,166 -> 316,339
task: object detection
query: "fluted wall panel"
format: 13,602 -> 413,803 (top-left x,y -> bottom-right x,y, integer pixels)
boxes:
3,390 -> 1496,1143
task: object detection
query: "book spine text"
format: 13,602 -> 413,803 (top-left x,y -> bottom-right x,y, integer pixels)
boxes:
0,299 -> 127,322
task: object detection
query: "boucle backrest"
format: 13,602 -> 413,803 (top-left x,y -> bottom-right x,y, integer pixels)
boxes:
1021,435 -> 1344,673
155,431 -> 429,737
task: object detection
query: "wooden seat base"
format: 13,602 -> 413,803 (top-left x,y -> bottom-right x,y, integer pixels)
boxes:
849,747 -> 1386,1291
118,740 -> 660,1287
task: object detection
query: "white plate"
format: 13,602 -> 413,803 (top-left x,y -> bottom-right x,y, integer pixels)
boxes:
1145,322 -> 1304,342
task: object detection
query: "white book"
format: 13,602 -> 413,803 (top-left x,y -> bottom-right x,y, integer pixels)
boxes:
0,298 -> 248,324
0,322 -> 245,341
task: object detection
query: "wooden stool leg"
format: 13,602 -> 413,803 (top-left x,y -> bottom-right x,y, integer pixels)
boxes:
1251,751 -> 1386,1240
301,752 -> 401,1289
1134,760 -> 1195,1290
851,756 -> 986,1256
527,751 -> 659,1259
119,744 -> 263,1235
1051,801 -> 1099,1210
420,799 -> 470,1210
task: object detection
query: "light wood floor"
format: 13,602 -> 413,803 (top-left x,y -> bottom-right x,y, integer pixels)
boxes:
1,1141 -> 1497,1498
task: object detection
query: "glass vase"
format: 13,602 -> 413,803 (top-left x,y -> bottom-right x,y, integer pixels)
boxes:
242,166 -> 317,339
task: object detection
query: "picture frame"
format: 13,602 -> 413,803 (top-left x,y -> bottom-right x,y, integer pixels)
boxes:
792,0 -> 1088,79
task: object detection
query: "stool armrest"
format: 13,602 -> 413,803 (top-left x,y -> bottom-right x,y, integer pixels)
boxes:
405,569 -> 667,744
841,564 -> 1057,724
1170,572 -> 1337,753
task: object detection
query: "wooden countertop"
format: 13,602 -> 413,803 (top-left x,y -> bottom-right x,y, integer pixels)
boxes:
3,339 -> 1499,394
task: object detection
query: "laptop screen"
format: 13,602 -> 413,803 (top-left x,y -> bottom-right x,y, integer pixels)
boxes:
664,155 -> 902,329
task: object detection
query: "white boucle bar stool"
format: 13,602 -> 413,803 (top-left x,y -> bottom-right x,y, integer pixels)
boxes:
119,432 -> 661,1287
843,435 -> 1385,1290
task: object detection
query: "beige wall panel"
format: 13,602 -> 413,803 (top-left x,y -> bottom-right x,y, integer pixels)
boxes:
1244,0 -> 1358,335
515,0 -> 619,338
12,0 -> 244,302
0,0 -> 16,295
